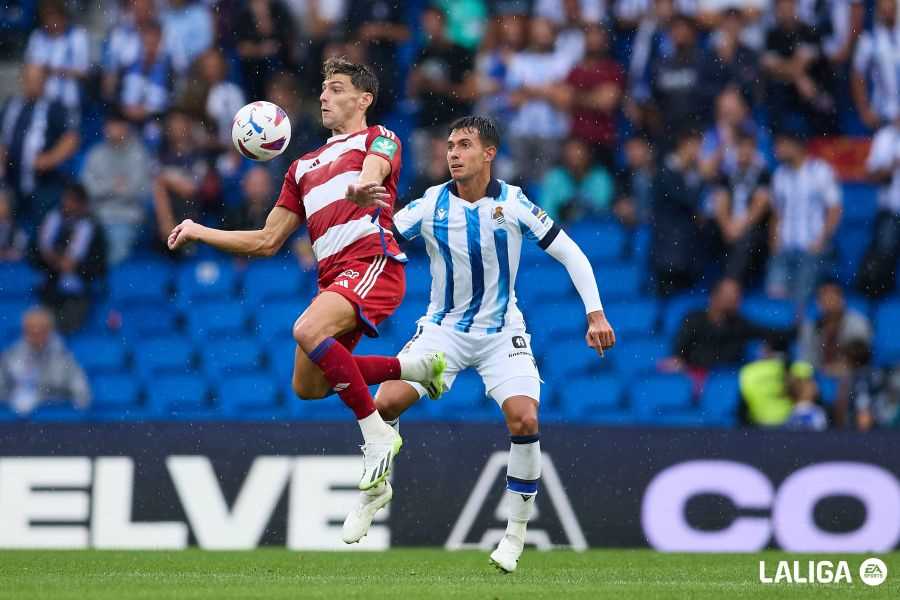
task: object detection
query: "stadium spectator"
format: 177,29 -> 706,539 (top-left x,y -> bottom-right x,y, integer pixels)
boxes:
647,14 -> 707,141
836,339 -> 900,430
505,17 -> 572,181
81,110 -> 152,265
711,127 -> 771,286
614,135 -> 656,228
650,129 -> 705,296
738,335 -> 794,427
263,71 -> 318,182
180,48 -> 246,154
235,0 -> 296,102
762,0 -> 836,135
797,0 -> 863,68
152,110 -> 210,255
626,0 -> 676,128
101,0 -> 161,102
24,0 -> 88,113
783,361 -> 827,431
670,278 -> 787,375
0,188 -> 28,262
561,24 -> 625,166
851,0 -> 900,131
224,166 -> 273,232
699,87 -> 757,182
856,115 -> 900,297
539,138 -> 614,222
433,0 -> 488,50
472,10 -> 527,123
409,133 -> 450,201
550,0 -> 591,71
161,0 -> 213,73
408,6 -> 477,130
120,20 -> 176,145
345,0 -> 411,118
33,182 -> 106,333
536,0 -> 605,25
0,63 -> 80,226
766,130 -> 842,308
699,10 -> 761,106
798,279 -> 872,376
0,306 -> 90,415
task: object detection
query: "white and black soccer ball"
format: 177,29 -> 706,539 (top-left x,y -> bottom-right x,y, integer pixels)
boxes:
231,101 -> 292,161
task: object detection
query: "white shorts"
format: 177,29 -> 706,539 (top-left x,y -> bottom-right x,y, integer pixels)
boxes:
396,322 -> 541,406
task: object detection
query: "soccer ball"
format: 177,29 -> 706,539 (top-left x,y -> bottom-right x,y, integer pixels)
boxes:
231,101 -> 292,161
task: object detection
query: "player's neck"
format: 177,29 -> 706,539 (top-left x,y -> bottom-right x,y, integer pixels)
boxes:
454,170 -> 492,203
331,116 -> 367,137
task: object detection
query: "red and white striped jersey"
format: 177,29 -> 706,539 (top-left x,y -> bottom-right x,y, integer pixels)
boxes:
276,125 -> 406,281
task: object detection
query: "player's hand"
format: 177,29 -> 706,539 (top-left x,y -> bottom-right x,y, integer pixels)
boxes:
167,219 -> 201,251
585,310 -> 616,357
345,182 -> 390,209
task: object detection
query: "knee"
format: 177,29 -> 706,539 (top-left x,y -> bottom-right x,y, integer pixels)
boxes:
375,392 -> 403,422
292,373 -> 330,400
292,318 -> 325,353
507,410 -> 539,436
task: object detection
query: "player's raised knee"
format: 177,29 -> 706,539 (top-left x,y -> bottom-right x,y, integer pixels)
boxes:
506,411 -> 539,436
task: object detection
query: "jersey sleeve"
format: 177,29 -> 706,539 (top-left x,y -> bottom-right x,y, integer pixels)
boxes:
393,196 -> 426,241
866,129 -> 895,173
275,161 -> 306,222
366,126 -> 402,176
820,163 -> 841,208
513,187 -> 560,249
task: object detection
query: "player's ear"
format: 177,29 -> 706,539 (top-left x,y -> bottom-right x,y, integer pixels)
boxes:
359,92 -> 374,112
483,145 -> 497,163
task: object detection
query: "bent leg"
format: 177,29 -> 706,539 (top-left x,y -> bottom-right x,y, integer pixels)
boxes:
375,380 -> 423,425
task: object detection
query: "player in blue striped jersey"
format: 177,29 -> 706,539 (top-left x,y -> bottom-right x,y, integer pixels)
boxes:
341,117 -> 616,571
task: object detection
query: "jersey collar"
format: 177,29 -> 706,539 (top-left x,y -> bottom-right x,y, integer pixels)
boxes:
447,178 -> 502,201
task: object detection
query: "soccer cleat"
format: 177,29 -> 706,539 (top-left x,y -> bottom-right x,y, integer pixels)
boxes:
400,352 -> 447,400
342,481 -> 393,544
490,534 -> 524,573
358,432 -> 403,490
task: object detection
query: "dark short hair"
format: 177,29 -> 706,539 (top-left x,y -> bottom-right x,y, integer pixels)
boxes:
64,181 -> 88,204
322,57 -> 379,111
448,116 -> 501,149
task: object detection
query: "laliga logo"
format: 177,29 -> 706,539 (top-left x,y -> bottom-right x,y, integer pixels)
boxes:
758,557 -> 887,586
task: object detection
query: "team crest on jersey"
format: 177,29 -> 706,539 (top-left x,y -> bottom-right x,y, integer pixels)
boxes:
492,206 -> 505,225
371,135 -> 398,159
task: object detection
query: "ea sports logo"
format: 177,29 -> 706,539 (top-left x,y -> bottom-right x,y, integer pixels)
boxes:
859,558 -> 887,586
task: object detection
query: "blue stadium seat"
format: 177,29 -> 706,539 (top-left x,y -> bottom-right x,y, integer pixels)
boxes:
699,371 -> 740,426
403,260 -> 433,301
542,341 -> 605,382
0,262 -> 39,299
355,332 -> 404,357
387,298 -> 428,339
603,300 -> 658,337
200,337 -> 262,378
69,335 -> 128,374
186,300 -> 249,340
526,264 -> 576,302
874,301 -> 900,365
568,220 -> 625,263
109,259 -> 172,303
243,260 -> 306,305
598,262 -> 642,300
662,294 -> 707,336
119,305 -> 178,341
268,343 -> 298,381
134,336 -> 195,378
217,374 -> 279,415
435,371 -> 494,420
146,373 -> 210,415
834,226 -> 870,284
176,260 -> 237,308
29,404 -> 88,422
563,374 -> 624,416
631,374 -> 694,423
0,299 -> 30,345
289,396 -> 352,420
741,295 -> 797,329
612,338 -> 668,379
91,374 -> 140,409
841,183 -> 877,226
255,300 -> 301,344
816,373 -> 839,406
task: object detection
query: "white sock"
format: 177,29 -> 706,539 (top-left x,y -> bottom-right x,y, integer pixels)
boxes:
505,434 -> 541,541
385,417 -> 400,435
398,354 -> 426,381
358,411 -> 395,443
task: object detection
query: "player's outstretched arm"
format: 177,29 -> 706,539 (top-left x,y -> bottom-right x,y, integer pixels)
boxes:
345,154 -> 392,209
543,230 -> 616,355
167,206 -> 301,257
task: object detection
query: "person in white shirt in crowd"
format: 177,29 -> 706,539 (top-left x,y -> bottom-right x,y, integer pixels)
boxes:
24,0 -> 89,115
851,0 -> 900,130
81,110 -> 153,266
120,20 -> 177,146
0,306 -> 90,416
161,0 -> 213,72
101,0 -> 170,102
855,112 -> 900,296
766,129 -> 842,309
505,17 -> 578,181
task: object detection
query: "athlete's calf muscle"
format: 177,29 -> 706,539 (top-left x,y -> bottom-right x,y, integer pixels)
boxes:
375,381 -> 421,421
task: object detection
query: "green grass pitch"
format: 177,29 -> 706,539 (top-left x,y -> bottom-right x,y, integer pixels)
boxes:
1,550 -> 898,599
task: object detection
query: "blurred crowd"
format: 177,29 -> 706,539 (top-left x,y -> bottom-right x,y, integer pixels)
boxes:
0,0 -> 898,429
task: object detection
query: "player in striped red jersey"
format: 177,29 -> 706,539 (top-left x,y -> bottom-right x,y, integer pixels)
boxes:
167,57 -> 445,492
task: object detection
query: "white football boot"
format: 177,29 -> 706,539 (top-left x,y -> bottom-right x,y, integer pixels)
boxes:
399,351 -> 447,399
490,534 -> 525,573
358,432 -> 402,490
342,481 -> 393,544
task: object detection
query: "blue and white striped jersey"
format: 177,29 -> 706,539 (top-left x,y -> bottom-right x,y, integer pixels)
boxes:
394,179 -> 560,334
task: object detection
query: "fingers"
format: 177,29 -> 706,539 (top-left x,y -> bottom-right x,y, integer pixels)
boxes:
586,330 -> 605,357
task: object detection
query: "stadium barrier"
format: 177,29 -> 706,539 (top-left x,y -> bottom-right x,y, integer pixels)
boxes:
0,423 -> 897,552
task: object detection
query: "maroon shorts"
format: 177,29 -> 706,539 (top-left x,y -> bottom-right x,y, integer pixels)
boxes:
318,255 -> 405,350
